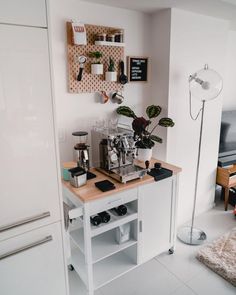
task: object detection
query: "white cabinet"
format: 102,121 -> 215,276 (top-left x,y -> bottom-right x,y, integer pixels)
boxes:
138,177 -> 174,263
63,175 -> 179,295
0,0 -> 47,27
0,24 -> 61,241
0,9 -> 68,295
0,222 -> 67,295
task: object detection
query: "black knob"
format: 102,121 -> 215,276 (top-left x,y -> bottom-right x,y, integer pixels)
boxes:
90,215 -> 102,226
98,211 -> 111,223
154,162 -> 162,170
113,205 -> 127,216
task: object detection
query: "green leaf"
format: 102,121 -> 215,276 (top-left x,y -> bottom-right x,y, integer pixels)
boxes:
150,135 -> 163,143
89,51 -> 103,59
146,105 -> 162,119
158,118 -> 175,127
108,57 -> 115,71
116,106 -> 137,119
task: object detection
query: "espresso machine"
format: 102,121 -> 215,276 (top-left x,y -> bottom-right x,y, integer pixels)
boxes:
72,131 -> 90,171
91,126 -> 146,183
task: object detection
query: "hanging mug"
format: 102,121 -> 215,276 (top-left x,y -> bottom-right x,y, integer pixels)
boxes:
112,91 -> 124,104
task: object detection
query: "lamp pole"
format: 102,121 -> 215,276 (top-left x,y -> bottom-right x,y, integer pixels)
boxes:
178,65 -> 222,246
190,100 -> 206,244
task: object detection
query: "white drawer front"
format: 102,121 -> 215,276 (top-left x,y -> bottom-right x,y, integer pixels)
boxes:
0,222 -> 67,295
0,0 -> 47,27
0,211 -> 52,242
89,188 -> 138,215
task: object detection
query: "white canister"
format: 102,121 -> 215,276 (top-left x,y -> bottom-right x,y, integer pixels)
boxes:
137,148 -> 153,162
91,64 -> 103,75
105,71 -> 117,82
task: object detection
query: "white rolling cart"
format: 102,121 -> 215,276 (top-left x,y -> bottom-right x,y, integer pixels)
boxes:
62,161 -> 181,295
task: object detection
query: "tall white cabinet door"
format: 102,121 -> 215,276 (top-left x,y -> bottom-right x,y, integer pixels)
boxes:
0,0 -> 47,27
0,24 -> 61,240
0,222 -> 67,295
139,178 -> 173,263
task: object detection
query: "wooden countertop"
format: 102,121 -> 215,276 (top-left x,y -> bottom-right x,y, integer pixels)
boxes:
62,158 -> 182,203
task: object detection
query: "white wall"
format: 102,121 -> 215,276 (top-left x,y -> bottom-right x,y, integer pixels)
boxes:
150,9 -> 172,160
48,0 -> 233,227
223,29 -> 236,110
48,0 -> 151,163
167,9 -> 229,225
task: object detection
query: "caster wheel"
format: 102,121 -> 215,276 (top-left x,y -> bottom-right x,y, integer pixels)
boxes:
169,248 -> 174,255
68,264 -> 74,271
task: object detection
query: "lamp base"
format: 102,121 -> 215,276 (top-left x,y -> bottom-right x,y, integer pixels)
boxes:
177,226 -> 207,245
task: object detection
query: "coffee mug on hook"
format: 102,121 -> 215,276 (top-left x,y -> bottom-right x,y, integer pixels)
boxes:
112,91 -> 124,104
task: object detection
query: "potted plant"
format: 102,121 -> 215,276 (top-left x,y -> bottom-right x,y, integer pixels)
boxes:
89,51 -> 103,75
116,105 -> 175,161
105,57 -> 117,82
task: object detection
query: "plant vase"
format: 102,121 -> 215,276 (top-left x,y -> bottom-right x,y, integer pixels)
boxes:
137,148 -> 152,162
91,64 -> 103,75
105,71 -> 117,82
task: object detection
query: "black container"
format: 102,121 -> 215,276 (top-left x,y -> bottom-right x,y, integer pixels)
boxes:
114,31 -> 123,43
112,205 -> 127,216
90,215 -> 102,226
98,211 -> 111,223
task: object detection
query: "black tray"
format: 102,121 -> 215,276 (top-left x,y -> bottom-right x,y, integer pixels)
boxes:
148,167 -> 173,181
95,180 -> 116,192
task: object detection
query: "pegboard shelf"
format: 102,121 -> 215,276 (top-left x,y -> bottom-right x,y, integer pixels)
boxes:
67,22 -> 125,94
94,41 -> 125,47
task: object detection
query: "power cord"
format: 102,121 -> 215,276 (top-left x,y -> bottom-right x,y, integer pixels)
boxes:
189,88 -> 203,121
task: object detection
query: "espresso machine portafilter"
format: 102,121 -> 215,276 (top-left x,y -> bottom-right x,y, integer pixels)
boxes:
72,131 -> 90,171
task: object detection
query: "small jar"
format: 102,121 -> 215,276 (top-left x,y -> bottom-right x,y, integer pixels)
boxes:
114,31 -> 124,43
95,33 -> 106,41
106,34 -> 115,42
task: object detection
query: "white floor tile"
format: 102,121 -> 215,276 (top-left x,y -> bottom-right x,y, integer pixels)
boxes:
100,259 -> 183,295
156,241 -> 205,283
186,265 -> 236,295
169,285 -> 197,295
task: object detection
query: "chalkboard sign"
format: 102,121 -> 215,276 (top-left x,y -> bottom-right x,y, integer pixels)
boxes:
127,56 -> 148,82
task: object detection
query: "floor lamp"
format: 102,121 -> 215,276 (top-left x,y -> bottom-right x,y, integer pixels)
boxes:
178,64 -> 223,245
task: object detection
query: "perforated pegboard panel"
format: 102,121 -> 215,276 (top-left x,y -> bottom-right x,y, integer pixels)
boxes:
67,22 -> 124,93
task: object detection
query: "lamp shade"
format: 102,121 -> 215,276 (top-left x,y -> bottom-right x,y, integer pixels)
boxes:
189,65 -> 223,101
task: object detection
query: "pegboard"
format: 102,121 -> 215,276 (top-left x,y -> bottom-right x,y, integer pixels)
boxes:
67,22 -> 124,93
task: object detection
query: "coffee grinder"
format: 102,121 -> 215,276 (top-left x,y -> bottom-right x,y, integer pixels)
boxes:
72,131 -> 90,171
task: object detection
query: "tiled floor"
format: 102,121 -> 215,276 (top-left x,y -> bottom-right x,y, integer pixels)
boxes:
69,199 -> 236,295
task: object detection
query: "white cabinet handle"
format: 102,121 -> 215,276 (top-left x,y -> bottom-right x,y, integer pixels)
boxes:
0,235 -> 53,260
139,220 -> 143,233
108,198 -> 122,205
0,211 -> 50,233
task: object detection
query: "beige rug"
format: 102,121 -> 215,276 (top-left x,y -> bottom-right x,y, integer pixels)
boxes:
196,227 -> 236,287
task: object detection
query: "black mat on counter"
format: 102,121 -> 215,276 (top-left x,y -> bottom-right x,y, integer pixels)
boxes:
148,167 -> 173,181
87,171 -> 97,180
95,180 -> 116,192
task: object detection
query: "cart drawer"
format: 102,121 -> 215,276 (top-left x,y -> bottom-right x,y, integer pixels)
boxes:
89,188 -> 138,215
